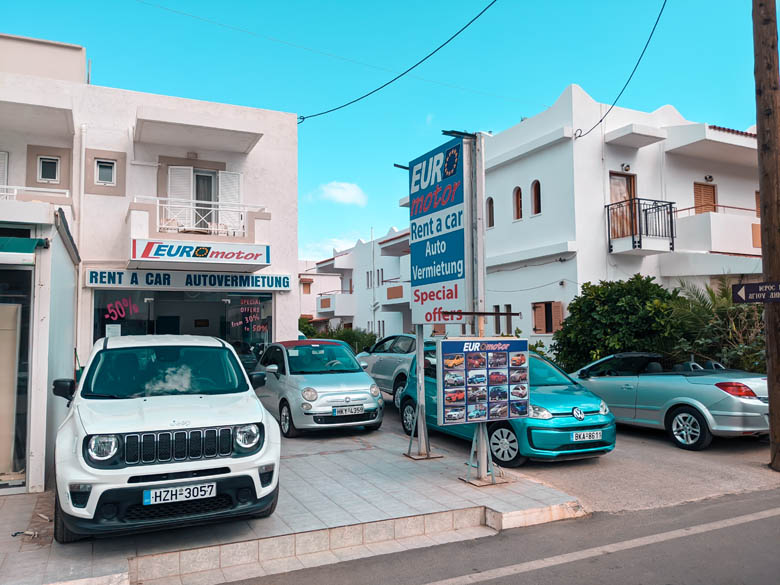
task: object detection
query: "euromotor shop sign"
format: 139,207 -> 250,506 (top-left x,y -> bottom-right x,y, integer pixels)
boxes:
409,138 -> 469,324
86,269 -> 291,291
131,239 -> 270,266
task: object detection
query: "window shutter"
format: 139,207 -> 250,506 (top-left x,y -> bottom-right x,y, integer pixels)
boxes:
551,301 -> 564,333
756,191 -> 761,218
0,152 -> 8,188
218,171 -> 242,234
167,166 -> 193,226
693,183 -> 716,214
532,303 -> 545,333
432,323 -> 445,336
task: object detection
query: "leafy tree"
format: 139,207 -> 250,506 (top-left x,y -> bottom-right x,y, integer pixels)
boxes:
297,317 -> 317,338
318,327 -> 377,354
551,275 -> 680,372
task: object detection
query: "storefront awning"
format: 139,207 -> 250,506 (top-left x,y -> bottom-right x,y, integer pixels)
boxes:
0,237 -> 47,265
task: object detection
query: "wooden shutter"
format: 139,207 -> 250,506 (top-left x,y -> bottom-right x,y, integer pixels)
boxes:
167,166 -> 193,226
432,324 -> 445,336
551,301 -> 564,333
218,171 -> 242,234
532,303 -> 545,333
756,191 -> 761,218
0,152 -> 8,188
514,188 -> 522,219
693,183 -> 716,214
302,283 -> 311,294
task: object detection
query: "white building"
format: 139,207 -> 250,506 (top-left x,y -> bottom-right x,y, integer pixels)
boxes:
0,34 -> 299,492
315,85 -> 762,348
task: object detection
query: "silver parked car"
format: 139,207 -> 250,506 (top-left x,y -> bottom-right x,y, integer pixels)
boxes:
252,340 -> 383,437
574,352 -> 768,450
357,334 -> 417,409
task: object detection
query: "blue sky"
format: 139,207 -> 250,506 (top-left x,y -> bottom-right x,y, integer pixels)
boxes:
3,1 -> 758,259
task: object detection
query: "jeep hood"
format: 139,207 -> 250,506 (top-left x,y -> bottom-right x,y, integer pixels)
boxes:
76,392 -> 265,435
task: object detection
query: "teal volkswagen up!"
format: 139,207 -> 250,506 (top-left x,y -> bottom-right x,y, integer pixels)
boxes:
399,343 -> 616,467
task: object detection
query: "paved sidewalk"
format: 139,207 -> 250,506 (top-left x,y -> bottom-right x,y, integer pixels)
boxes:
0,426 -> 581,585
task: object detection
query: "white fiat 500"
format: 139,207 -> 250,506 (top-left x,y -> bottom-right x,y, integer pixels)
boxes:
52,335 -> 280,543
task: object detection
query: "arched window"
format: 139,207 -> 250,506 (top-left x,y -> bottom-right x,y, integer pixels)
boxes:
531,180 -> 541,215
486,197 -> 494,228
513,187 -> 522,220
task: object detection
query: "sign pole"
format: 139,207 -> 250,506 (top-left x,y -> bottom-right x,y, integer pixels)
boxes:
415,323 -> 429,456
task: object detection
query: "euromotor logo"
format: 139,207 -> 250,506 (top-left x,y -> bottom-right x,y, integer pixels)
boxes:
131,239 -> 270,264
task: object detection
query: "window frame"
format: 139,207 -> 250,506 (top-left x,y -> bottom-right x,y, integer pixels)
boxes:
513,187 -> 523,221
37,155 -> 61,184
486,197 -> 495,228
94,158 -> 117,187
531,180 -> 542,216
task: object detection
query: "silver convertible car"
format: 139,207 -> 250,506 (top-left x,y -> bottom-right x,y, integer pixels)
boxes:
251,340 -> 384,437
573,352 -> 768,450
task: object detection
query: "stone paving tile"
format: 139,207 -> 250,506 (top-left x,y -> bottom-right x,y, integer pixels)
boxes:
261,556 -> 304,575
180,568 -> 225,585
297,550 -> 340,568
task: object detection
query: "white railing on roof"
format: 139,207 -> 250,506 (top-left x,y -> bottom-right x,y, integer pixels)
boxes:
134,196 -> 266,238
0,185 -> 71,201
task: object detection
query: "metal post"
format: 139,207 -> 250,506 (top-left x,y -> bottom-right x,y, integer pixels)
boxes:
415,323 -> 429,455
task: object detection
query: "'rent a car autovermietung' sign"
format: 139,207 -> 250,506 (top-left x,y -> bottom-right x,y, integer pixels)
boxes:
437,338 -> 529,426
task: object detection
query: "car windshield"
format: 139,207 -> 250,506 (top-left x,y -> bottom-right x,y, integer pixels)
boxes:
529,355 -> 573,386
81,346 -> 248,399
287,343 -> 362,375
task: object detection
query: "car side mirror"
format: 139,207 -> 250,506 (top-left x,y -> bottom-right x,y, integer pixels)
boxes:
360,362 -> 368,370
53,378 -> 76,400
578,369 -> 590,379
265,364 -> 279,377
249,372 -> 266,389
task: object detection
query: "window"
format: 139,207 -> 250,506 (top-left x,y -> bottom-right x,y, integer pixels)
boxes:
756,191 -> 761,218
366,271 -> 372,289
432,323 -> 445,336
504,304 -> 512,335
693,183 -> 716,214
486,197 -> 494,228
95,159 -> 116,186
532,301 -> 564,334
373,337 -> 396,353
391,336 -> 415,354
493,304 -> 501,334
531,180 -> 541,215
302,282 -> 311,295
513,187 -> 522,220
37,156 -> 60,183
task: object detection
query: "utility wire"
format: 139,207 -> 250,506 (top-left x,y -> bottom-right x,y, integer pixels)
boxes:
298,0 -> 498,123
574,0 -> 668,139
487,279 -> 579,294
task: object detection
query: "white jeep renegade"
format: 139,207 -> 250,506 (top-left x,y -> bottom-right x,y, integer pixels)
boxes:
52,335 -> 280,543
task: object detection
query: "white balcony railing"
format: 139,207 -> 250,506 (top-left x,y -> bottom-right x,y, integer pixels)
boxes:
135,196 -> 266,238
0,185 -> 70,200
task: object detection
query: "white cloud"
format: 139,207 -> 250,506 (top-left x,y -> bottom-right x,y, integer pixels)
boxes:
299,236 -> 361,262
316,181 -> 368,207
425,113 -> 434,126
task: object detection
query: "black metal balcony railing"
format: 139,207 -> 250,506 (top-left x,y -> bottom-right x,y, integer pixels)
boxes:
605,198 -> 676,252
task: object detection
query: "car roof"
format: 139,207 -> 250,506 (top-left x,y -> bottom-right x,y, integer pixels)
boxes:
609,352 -> 662,359
279,339 -> 342,348
98,335 -> 225,350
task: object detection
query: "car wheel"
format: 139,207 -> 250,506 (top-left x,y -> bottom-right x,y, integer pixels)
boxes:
488,424 -> 528,467
401,400 -> 417,436
251,485 -> 279,519
54,491 -> 80,544
279,401 -> 301,438
393,377 -> 406,410
666,406 -> 713,451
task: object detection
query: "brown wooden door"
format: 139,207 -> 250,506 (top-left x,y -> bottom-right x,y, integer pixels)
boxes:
694,183 -> 716,214
609,173 -> 636,238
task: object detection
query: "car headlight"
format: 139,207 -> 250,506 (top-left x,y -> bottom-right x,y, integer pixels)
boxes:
235,424 -> 261,449
87,435 -> 119,461
529,405 -> 553,420
301,387 -> 318,402
370,384 -> 380,398
599,400 -> 610,415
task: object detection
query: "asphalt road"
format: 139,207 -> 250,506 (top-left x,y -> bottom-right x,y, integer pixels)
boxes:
235,487 -> 780,585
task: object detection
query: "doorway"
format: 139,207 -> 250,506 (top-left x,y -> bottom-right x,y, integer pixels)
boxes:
609,172 -> 636,238
194,170 -> 217,229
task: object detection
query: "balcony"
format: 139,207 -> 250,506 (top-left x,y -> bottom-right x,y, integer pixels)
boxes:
380,278 -> 410,306
133,196 -> 265,238
317,291 -> 355,318
606,198 -> 675,255
675,205 -> 761,256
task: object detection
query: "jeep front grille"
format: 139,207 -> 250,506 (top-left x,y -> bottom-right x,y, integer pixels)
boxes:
123,427 -> 233,465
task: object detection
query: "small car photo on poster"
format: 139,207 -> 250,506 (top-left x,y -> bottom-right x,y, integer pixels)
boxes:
443,354 -> 465,370
509,352 -> 527,367
468,385 -> 487,403
488,352 -> 507,368
488,370 -> 508,385
488,385 -> 508,401
467,369 -> 487,385
510,384 -> 528,400
444,371 -> 465,388
466,352 -> 486,369
467,403 -> 488,421
444,388 -> 466,404
444,406 -> 466,423
510,400 -> 529,418
509,367 -> 528,384
489,401 -> 508,419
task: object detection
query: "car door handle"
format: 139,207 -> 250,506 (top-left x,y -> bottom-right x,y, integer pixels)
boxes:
621,384 -> 634,390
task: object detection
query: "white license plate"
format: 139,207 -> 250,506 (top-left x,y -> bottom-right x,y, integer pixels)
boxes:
332,405 -> 364,416
143,482 -> 216,506
571,431 -> 602,442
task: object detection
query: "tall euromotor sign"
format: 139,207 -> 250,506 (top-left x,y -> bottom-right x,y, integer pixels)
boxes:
409,138 -> 471,325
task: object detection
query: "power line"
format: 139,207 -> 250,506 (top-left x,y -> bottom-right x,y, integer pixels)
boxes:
574,0 -> 668,139
487,279 -> 580,294
133,0 -> 516,104
298,0 -> 498,124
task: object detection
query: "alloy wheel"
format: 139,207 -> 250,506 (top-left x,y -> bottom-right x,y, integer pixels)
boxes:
394,386 -> 403,409
280,405 -> 291,434
671,412 -> 700,445
402,403 -> 416,434
489,427 -> 519,462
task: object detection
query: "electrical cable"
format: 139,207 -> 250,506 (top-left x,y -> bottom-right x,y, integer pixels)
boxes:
297,0 -> 498,124
487,279 -> 579,294
574,0 -> 668,139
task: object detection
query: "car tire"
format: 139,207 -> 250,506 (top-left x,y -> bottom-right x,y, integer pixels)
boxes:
401,400 -> 417,436
393,377 -> 406,410
488,424 -> 528,467
364,420 -> 382,432
251,485 -> 279,519
54,491 -> 81,544
666,406 -> 713,451
279,401 -> 301,438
